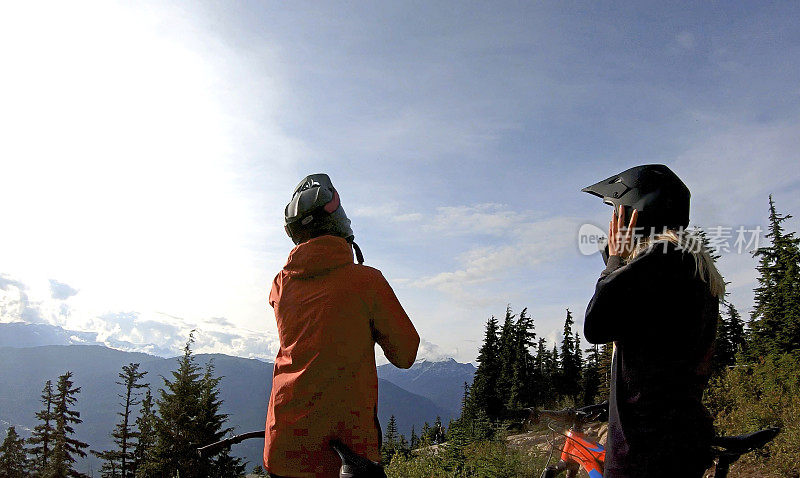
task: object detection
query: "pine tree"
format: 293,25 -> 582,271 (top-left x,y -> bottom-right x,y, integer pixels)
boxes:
420,422 -> 431,447
409,425 -> 419,450
749,196 -> 800,356
198,361 -> 244,478
508,308 -> 536,408
496,306 -> 517,402
558,309 -> 581,403
597,343 -> 613,400
533,338 -> 554,407
381,415 -> 399,463
94,363 -> 148,478
29,380 -> 56,475
147,336 -> 243,478
713,312 -> 735,374
469,316 -> 502,418
580,344 -> 602,405
550,342 -> 560,395
0,426 -> 29,477
726,302 -> 747,359
48,371 -> 89,478
442,418 -> 469,474
132,388 -> 156,477
574,331 -> 584,400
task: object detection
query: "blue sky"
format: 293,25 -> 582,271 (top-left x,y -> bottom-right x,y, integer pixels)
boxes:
1,1 -> 799,362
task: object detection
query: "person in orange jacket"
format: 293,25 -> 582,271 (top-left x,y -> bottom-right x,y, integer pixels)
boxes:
263,174 -> 420,478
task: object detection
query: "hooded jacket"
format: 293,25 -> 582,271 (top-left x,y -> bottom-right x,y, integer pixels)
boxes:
264,235 -> 419,478
584,241 -> 717,478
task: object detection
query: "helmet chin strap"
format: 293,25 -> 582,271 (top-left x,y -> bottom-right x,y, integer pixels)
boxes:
348,239 -> 364,265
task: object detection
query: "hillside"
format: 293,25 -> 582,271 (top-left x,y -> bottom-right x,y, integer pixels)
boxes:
0,344 -> 458,472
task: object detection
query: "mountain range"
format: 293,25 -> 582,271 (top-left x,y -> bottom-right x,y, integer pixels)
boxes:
0,323 -> 474,472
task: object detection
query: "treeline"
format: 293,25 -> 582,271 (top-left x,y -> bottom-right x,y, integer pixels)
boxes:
0,335 -> 245,478
379,305 -> 611,470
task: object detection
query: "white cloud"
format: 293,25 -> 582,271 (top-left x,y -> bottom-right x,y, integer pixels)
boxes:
414,207 -> 579,300
1,272 -> 455,362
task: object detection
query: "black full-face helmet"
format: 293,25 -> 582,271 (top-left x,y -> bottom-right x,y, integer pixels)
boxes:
284,173 -> 364,263
582,164 -> 690,234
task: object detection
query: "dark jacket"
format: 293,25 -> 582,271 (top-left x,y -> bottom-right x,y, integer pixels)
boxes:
584,241 -> 717,478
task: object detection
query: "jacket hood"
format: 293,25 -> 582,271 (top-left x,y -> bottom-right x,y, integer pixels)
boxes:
283,235 -> 354,278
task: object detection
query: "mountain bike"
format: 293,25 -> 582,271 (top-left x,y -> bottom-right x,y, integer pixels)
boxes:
511,403 -> 780,478
197,430 -> 386,478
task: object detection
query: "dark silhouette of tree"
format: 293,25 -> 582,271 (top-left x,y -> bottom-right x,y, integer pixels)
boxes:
28,380 -> 56,475
0,426 -> 29,477
581,344 -> 602,405
597,343 -> 613,400
726,302 -> 746,359
469,316 -> 502,418
558,309 -> 581,402
133,388 -> 156,477
508,308 -> 536,408
48,371 -> 89,477
749,196 -> 800,356
144,335 -> 243,477
496,306 -> 517,402
93,363 -> 148,477
381,415 -> 399,463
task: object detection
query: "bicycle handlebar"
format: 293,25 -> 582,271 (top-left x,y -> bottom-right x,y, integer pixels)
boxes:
197,430 -> 265,458
506,402 -> 610,426
197,430 -> 387,478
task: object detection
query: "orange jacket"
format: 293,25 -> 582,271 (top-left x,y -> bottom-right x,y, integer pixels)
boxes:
264,235 -> 420,478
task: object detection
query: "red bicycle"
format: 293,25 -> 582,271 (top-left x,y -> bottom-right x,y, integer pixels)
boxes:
516,403 -> 780,478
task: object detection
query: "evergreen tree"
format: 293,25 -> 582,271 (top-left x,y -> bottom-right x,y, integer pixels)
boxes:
94,363 -> 148,478
749,196 -> 800,356
0,426 -> 29,477
442,418 -> 469,474
146,335 -> 242,477
550,343 -> 560,388
132,388 -> 155,477
533,338 -> 554,407
574,331 -> 584,400
713,312 -> 735,374
558,309 -> 581,402
496,306 -> 517,402
597,343 -> 613,400
580,344 -> 602,405
48,371 -> 89,478
726,302 -> 747,359
409,425 -> 418,450
508,308 -> 536,408
381,415 -> 399,463
198,362 -> 244,478
469,316 -> 502,418
419,422 -> 431,447
29,380 -> 56,475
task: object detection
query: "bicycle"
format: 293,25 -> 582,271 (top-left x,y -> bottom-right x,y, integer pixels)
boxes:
197,430 -> 387,478
510,403 -> 780,478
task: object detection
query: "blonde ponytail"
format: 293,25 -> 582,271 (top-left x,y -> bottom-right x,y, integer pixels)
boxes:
627,229 -> 726,298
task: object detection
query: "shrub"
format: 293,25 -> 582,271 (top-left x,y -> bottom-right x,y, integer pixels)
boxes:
705,353 -> 800,478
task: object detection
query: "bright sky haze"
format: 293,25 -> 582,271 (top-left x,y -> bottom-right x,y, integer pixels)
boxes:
1,1 -> 799,362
